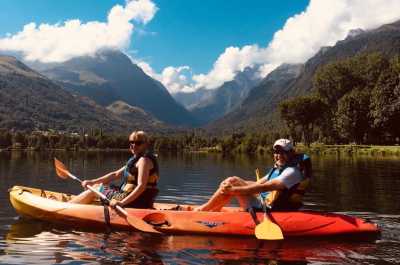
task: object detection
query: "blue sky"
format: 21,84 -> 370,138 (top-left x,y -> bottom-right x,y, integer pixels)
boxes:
1,0 -> 400,94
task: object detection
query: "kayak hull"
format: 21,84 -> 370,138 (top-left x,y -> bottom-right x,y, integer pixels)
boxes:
9,186 -> 380,237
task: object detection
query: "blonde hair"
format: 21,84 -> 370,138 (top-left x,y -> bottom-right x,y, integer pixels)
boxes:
130,131 -> 150,146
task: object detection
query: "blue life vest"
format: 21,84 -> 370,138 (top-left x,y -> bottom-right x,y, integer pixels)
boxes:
261,154 -> 312,212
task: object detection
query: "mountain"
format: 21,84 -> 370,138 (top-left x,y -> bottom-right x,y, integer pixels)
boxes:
189,66 -> 262,125
35,50 -> 201,127
41,65 -> 119,106
3,19 -> 400,137
172,87 -> 210,111
173,66 -> 262,125
0,55 -> 189,135
203,20 -> 400,135
201,63 -> 303,135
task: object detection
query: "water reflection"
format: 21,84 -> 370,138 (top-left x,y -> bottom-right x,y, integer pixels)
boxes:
5,217 -> 382,265
2,150 -> 400,264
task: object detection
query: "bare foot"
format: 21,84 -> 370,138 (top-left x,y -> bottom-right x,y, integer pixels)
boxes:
193,206 -> 204,211
48,194 -> 68,202
48,195 -> 57,200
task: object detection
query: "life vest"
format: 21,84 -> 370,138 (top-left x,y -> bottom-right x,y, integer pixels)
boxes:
121,153 -> 159,195
261,154 -> 312,212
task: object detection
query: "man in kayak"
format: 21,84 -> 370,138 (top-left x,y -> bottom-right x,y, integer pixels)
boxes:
68,131 -> 159,209
194,139 -> 303,212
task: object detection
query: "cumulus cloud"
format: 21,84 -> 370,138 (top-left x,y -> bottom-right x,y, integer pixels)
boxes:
192,45 -> 270,90
133,58 -> 194,93
186,0 -> 400,90
257,0 -> 400,76
1,0 -> 400,95
0,0 -> 158,62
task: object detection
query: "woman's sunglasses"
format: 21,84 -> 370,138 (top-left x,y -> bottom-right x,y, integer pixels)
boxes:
129,140 -> 144,146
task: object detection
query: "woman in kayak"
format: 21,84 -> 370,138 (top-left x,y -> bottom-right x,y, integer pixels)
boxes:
194,139 -> 304,212
68,131 -> 159,209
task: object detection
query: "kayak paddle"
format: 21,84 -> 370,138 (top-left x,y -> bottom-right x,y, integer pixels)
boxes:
254,170 -> 284,240
255,203 -> 284,240
54,157 -> 161,234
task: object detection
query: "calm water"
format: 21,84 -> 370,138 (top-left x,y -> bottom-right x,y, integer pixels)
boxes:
1,150 -> 400,264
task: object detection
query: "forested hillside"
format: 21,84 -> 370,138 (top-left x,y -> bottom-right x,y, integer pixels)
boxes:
2,20 -> 400,146
0,55 -> 189,136
38,50 -> 201,127
280,52 -> 400,145
203,20 -> 400,137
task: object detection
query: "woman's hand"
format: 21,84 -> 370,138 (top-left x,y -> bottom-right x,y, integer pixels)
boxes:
81,180 -> 95,190
109,198 -> 124,208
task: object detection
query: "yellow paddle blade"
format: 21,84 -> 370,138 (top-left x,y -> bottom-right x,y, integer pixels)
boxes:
255,169 -> 260,181
255,219 -> 284,240
54,158 -> 69,179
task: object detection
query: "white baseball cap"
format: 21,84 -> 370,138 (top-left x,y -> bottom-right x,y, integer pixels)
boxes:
273,139 -> 295,151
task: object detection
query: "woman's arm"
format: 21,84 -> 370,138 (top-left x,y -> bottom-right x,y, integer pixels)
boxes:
82,166 -> 125,188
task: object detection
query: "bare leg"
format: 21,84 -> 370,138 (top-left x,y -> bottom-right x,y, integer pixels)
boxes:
68,184 -> 102,204
236,194 -> 259,209
212,194 -> 235,211
210,193 -> 257,211
195,176 -> 255,211
195,190 -> 234,211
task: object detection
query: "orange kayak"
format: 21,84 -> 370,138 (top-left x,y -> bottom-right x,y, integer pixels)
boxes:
9,186 -> 380,237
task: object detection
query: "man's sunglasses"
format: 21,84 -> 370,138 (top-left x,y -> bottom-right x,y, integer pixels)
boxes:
129,140 -> 144,146
273,149 -> 289,155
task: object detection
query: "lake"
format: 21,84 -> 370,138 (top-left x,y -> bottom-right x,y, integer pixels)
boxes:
1,150 -> 400,264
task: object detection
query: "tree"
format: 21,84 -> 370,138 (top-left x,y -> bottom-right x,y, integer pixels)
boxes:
336,88 -> 372,143
0,131 -> 13,149
345,53 -> 389,89
313,62 -> 359,109
220,135 -> 235,152
13,131 -> 28,149
237,134 -> 258,153
312,53 -> 391,143
279,96 -> 326,146
35,134 -> 48,150
370,65 -> 400,142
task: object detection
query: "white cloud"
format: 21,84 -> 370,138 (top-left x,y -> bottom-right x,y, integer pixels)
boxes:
136,59 -> 194,93
1,0 -> 400,95
0,0 -> 158,63
192,45 -> 269,90
263,0 -> 400,69
187,0 -> 400,90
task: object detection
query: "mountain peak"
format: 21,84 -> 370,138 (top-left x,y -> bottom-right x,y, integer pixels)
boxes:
33,49 -> 201,127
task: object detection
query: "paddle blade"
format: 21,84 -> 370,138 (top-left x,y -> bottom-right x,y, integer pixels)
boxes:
255,220 -> 284,240
54,157 -> 69,179
125,215 -> 161,234
255,169 -> 260,181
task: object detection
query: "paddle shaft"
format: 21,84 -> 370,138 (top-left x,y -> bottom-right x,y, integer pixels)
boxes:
67,171 -> 129,216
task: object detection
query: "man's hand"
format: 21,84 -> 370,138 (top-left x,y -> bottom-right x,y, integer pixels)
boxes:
220,181 -> 235,194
